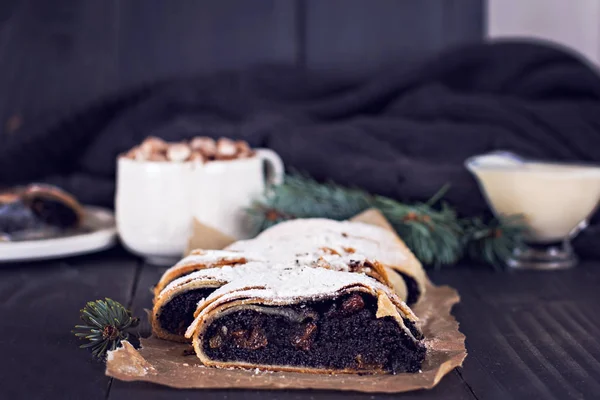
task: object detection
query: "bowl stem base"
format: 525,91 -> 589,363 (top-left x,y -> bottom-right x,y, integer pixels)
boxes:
507,241 -> 577,270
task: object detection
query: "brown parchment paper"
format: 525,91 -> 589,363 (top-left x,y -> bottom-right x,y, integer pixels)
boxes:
106,209 -> 467,393
185,218 -> 236,255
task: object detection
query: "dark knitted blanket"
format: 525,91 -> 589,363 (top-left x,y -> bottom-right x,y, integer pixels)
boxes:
2,40 -> 600,254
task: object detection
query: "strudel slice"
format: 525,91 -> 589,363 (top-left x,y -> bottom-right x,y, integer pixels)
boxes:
227,218 -> 428,304
21,184 -> 83,229
1,184 -> 83,235
152,253 -> 393,342
185,265 -> 426,374
152,262 -> 271,342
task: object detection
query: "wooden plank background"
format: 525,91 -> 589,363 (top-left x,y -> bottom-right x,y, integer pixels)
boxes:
0,0 -> 483,140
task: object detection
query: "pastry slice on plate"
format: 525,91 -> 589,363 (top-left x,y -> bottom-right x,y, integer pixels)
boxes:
185,264 -> 426,374
21,184 -> 83,229
1,184 -> 83,238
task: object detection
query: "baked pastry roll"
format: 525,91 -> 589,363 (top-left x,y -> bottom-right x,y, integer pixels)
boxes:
0,191 -> 41,234
185,265 -> 426,374
21,184 -> 83,229
227,219 -> 427,304
152,248 -> 395,342
0,184 -> 83,236
152,253 -> 263,342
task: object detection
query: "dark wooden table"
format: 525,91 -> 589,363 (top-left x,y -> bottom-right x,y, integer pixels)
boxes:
1,246 -> 599,400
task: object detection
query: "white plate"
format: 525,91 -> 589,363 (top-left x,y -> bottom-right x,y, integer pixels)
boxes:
0,206 -> 117,263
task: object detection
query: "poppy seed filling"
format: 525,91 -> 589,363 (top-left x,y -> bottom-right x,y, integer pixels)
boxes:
202,293 -> 425,373
397,272 -> 421,305
29,198 -> 79,228
158,288 -> 216,336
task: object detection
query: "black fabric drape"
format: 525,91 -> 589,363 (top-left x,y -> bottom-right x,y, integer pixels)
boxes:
2,40 -> 600,255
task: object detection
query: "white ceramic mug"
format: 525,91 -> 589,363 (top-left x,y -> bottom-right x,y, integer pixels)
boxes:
116,149 -> 284,265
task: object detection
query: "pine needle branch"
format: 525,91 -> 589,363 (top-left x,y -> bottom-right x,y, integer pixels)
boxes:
72,298 -> 139,360
462,215 -> 527,270
247,173 -> 525,268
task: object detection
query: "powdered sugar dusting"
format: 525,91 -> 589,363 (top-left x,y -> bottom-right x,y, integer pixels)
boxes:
210,265 -> 372,299
176,250 -> 262,267
160,219 -> 411,298
159,250 -> 264,280
161,262 -> 275,294
162,260 -> 398,312
226,218 -> 407,267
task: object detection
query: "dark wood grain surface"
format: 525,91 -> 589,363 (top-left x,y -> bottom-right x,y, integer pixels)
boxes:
1,246 -> 598,400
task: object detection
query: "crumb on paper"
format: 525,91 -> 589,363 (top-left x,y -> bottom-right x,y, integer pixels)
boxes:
182,347 -> 196,356
119,364 -> 151,377
106,340 -> 156,378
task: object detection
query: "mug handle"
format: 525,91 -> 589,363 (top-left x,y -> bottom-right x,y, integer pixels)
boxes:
256,149 -> 284,186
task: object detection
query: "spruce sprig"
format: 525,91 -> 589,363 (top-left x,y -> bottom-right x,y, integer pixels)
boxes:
247,173 -> 525,268
72,298 -> 139,360
377,197 -> 463,267
247,173 -> 373,233
462,215 -> 526,270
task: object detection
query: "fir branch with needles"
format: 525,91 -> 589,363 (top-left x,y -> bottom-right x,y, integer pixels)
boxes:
462,215 -> 526,270
247,173 -> 526,268
73,298 -> 139,360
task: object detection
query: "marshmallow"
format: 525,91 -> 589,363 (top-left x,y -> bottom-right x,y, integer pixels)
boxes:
236,140 -> 253,158
139,136 -> 168,156
190,137 -> 217,158
216,138 -> 238,159
167,143 -> 192,162
189,151 -> 206,163
122,137 -> 256,163
148,153 -> 168,162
